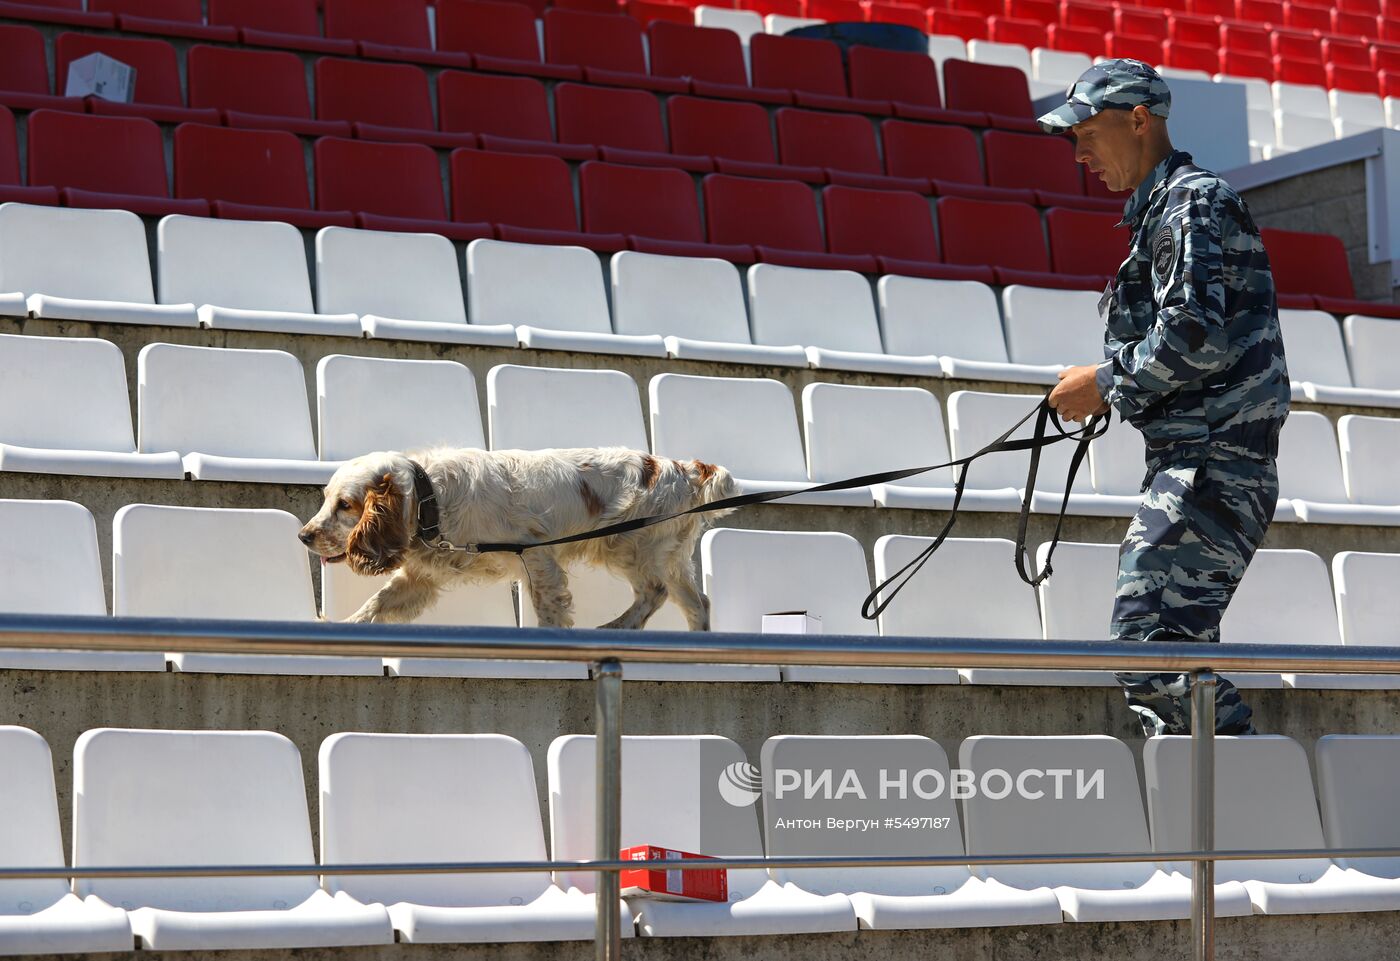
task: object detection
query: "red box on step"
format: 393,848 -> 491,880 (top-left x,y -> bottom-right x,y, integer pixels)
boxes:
619,845 -> 728,902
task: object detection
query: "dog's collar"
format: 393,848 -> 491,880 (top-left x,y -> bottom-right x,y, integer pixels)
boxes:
409,459 -> 442,546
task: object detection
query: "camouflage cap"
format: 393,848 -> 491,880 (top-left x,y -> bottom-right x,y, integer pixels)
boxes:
1036,58 -> 1171,134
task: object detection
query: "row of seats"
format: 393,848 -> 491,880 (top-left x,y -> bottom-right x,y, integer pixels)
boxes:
6,725 -> 1400,952
1,205 -> 1396,388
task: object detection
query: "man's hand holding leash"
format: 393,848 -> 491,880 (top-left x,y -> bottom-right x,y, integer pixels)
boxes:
1049,364 -> 1111,424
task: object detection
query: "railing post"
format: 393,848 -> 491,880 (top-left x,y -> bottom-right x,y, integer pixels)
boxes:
1190,669 -> 1216,961
594,658 -> 623,961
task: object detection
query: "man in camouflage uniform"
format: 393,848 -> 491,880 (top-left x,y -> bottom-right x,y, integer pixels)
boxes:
1039,60 -> 1290,736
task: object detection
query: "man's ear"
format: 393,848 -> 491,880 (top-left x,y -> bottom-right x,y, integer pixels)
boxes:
346,472 -> 410,577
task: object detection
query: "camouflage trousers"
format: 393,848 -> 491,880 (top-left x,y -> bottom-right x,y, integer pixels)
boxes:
1112,457 -> 1278,737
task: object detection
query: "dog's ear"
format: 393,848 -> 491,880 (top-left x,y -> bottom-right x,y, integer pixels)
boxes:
347,472 -> 410,577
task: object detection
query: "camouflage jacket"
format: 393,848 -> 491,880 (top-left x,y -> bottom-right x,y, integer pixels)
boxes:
1095,149 -> 1290,471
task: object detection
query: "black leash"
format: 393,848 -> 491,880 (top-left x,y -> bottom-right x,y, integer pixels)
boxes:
412,394 -> 1110,622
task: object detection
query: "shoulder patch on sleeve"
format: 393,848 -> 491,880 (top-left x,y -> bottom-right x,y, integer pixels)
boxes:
1151,223 -> 1177,284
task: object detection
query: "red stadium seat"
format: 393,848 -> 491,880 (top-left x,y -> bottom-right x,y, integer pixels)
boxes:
1106,33 -> 1166,62
174,123 -> 351,228
1282,2 -> 1331,32
209,0 -> 354,54
776,108 -> 926,190
188,45 -> 349,138
1166,13 -> 1220,47
702,173 -> 877,271
315,57 -> 433,128
943,58 -> 1038,131
805,0 -> 865,19
450,148 -> 619,248
1045,207 -> 1125,277
667,95 -> 821,181
1323,37 -> 1372,67
824,185 -> 993,281
882,119 -> 1031,202
0,24 -> 83,113
648,22 -> 750,85
1258,226 -> 1400,316
626,0 -> 691,25
1187,0 -> 1233,16
580,160 -> 750,258
1327,63 -> 1379,93
928,9 -> 991,39
91,0 -> 238,41
315,136 -> 487,239
1060,0 -> 1114,33
952,0 -> 1001,17
849,45 -> 987,123
28,109 -> 207,216
1115,6 -> 1168,38
868,2 -> 928,28
1373,43 -> 1400,72
1342,0 -> 1380,13
1163,42 -> 1220,73
751,33 -> 886,112
1236,0 -> 1283,23
438,70 -> 589,159
55,33 -> 219,125
1220,49 -> 1274,80
437,0 -> 578,79
739,0 -> 803,17
1008,0 -> 1058,23
555,0 -> 622,12
1275,59 -> 1326,86
1047,22 -> 1106,56
323,0 -> 431,47
544,7 -> 684,90
989,16 -> 1048,47
1333,9 -> 1380,37
1270,29 -> 1322,62
983,129 -> 1085,200
938,196 -> 1096,287
555,82 -> 710,169
0,104 -> 57,205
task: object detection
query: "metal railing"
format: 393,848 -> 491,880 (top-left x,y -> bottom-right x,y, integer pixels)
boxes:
6,611 -> 1400,961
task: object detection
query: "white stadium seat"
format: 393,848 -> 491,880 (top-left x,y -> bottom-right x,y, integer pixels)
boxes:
0,499 -> 162,671
652,373 -> 871,507
316,354 -> 484,461
801,382 -> 961,510
156,216 -> 360,337
0,333 -> 182,479
112,503 -> 381,676
73,728 -> 394,950
1274,112 -> 1336,150
0,203 -> 197,327
763,735 -> 1062,929
747,264 -> 941,375
1273,80 -> 1332,118
549,734 -> 854,936
877,276 -> 1061,385
1315,736 -> 1400,882
1330,90 -> 1384,132
320,733 -> 611,943
1033,48 -> 1093,87
468,239 -> 665,357
1220,548 -> 1334,689
1000,286 -> 1104,369
137,343 -> 332,484
1086,418 -> 1148,501
1145,735 -> 1400,915
695,5 -> 763,47
610,251 -> 805,366
927,34 -> 968,85
966,39 -> 1032,76
702,528 -> 884,683
1278,412 -> 1400,525
316,227 -> 515,346
1278,309 -> 1400,407
1333,551 -> 1400,651
871,536 -> 1026,685
1341,314 -> 1400,398
961,735 -> 1253,921
765,13 -> 823,33
0,726 -> 133,955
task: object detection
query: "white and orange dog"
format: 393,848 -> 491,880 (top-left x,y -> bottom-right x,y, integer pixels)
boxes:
300,447 -> 738,629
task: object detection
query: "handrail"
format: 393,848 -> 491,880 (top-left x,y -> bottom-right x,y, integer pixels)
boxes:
4,612 -> 1398,961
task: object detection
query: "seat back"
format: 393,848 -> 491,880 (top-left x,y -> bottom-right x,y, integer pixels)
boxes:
876,276 -> 1005,360
1332,551 -> 1400,647
0,203 -> 155,304
1046,208 -> 1126,277
874,536 -> 1042,638
0,499 -> 106,615
315,57 -> 434,129
556,82 -> 666,151
943,57 -> 1033,115
487,364 -> 647,451
187,44 -> 311,118
668,96 -> 777,163
775,108 -> 881,174
137,343 -> 316,459
1220,548 -> 1342,645
937,197 -> 1050,272
823,185 -> 940,262
750,32 -> 847,95
0,727 -> 73,912
1144,735 -> 1332,884
1338,415 -> 1400,506
1276,411 -> 1348,503
208,0 -> 321,34
451,150 -> 578,230
882,120 -> 984,183
321,733 -> 552,905
544,7 -> 647,72
56,33 -> 183,105
112,504 -> 316,620
802,383 -> 951,487
1277,309 -> 1353,387
703,174 -> 825,250
467,239 -> 612,333
848,45 -> 942,107
647,21 -> 748,84
158,216 -> 313,313
701,528 -> 877,635
74,729 -> 321,909
317,355 -> 483,461
437,0 -> 543,59
984,130 -> 1083,194
1342,313 -> 1400,391
1315,735 -> 1400,877
610,251 -> 753,344
1000,285 -> 1103,365
0,334 -> 137,456
314,137 -> 445,220
1262,228 -> 1355,299
316,226 -> 468,324
947,390 -> 1095,493
650,373 -> 806,481
579,161 -> 703,241
324,0 -> 432,46
173,123 -> 311,209
746,263 -> 884,353
1034,540 -> 1116,640
438,71 -> 553,140
548,734 -> 769,894
28,110 -> 170,199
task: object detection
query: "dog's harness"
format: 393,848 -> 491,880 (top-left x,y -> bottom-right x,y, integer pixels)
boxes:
406,393 -> 1109,620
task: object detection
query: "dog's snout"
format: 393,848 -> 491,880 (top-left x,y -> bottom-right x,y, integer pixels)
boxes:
298,528 -> 315,545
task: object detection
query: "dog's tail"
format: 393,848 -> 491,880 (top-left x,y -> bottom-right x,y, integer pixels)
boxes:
681,458 -> 742,519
